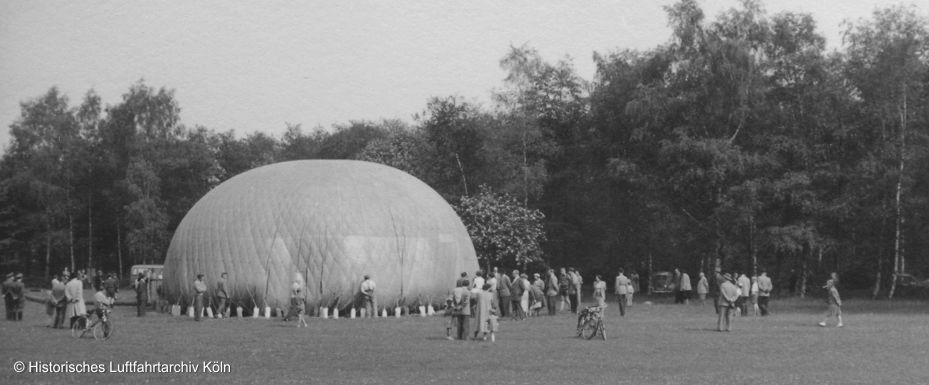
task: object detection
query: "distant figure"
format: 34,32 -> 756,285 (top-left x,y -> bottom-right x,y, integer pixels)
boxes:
485,269 -> 498,294
673,268 -> 682,304
2,272 -> 13,320
136,271 -> 148,317
51,274 -> 67,328
451,279 -> 471,340
529,273 -> 545,316
193,274 -> 207,321
571,269 -> 583,313
518,273 -> 531,318
456,272 -> 469,288
291,278 -> 307,327
496,268 -> 512,318
614,269 -> 630,316
10,273 -> 25,321
757,271 -> 773,316
750,276 -> 760,316
566,268 -> 579,313
65,273 -> 87,328
679,271 -> 692,305
736,273 -> 751,316
717,273 -> 739,332
818,275 -> 844,328
471,270 -> 485,294
216,272 -> 229,318
509,270 -> 525,320
473,283 -> 499,341
104,273 -> 119,300
696,272 -> 709,305
558,268 -> 570,311
592,275 -> 607,308
545,269 -> 559,316
93,270 -> 105,292
629,271 -> 640,299
360,275 -> 376,318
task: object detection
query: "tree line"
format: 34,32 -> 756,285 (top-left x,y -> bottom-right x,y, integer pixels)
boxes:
2,0 -> 927,298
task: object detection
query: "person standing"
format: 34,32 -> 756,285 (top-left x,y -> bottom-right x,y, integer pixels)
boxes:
818,276 -> 844,328
360,274 -> 376,318
193,274 -> 207,321
104,273 -> 119,300
509,270 -> 525,320
717,273 -> 739,332
136,271 -> 149,317
10,273 -> 25,321
65,273 -> 87,329
545,269 -> 559,316
750,276 -> 760,316
571,268 -> 583,313
614,269 -> 630,316
2,272 -> 13,320
456,272 -> 469,287
51,274 -> 67,328
696,272 -> 709,305
529,273 -> 545,317
291,278 -> 308,327
216,272 -> 229,318
473,283 -> 499,341
93,270 -> 105,292
558,268 -> 570,311
737,273 -> 751,316
757,271 -> 773,316
496,268 -> 512,318
672,268 -> 682,304
451,279 -> 471,340
519,273 -> 531,318
592,275 -> 607,308
679,271 -> 692,305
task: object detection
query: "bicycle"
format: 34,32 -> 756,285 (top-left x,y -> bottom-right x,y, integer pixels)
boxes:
71,308 -> 114,340
576,305 -> 606,340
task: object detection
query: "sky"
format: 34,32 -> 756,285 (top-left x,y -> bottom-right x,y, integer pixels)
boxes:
0,0 -> 912,154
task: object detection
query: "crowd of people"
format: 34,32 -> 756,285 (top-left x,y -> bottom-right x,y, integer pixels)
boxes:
5,265 -> 845,339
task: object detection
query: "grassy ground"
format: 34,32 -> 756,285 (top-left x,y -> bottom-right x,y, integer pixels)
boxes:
2,294 -> 928,385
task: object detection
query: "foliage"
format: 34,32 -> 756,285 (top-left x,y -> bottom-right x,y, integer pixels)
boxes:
454,186 -> 546,269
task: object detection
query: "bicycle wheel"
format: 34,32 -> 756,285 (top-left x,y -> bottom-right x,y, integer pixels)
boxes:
581,316 -> 599,340
70,317 -> 87,338
93,321 -> 113,340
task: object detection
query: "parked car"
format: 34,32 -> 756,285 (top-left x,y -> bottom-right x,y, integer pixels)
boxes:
650,271 -> 674,294
895,273 -> 929,297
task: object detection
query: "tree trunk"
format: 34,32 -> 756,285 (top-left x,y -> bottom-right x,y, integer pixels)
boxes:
454,152 -> 469,196
749,214 -> 756,276
798,252 -> 808,298
44,217 -> 52,281
68,212 -> 75,272
888,87 -> 907,301
117,218 -> 124,282
87,200 -> 93,269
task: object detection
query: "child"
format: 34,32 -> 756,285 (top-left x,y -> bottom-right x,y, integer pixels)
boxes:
818,277 -> 843,328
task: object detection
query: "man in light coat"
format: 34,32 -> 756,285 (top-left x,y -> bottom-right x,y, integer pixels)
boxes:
679,271 -> 692,305
545,269 -> 559,316
614,269 -> 630,316
65,273 -> 87,329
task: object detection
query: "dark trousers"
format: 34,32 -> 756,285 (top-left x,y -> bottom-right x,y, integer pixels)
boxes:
216,298 -> 228,317
511,299 -> 524,319
568,292 -> 578,313
758,296 -> 770,316
53,305 -> 66,328
546,295 -> 557,315
13,299 -> 23,320
455,315 -> 470,340
137,297 -> 147,316
194,294 -> 204,321
498,294 -> 510,317
617,296 -> 626,316
4,296 -> 11,320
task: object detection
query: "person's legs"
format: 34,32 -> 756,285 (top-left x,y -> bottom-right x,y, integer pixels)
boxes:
617,296 -> 626,317
724,307 -> 732,331
216,298 -> 226,318
194,294 -> 203,321
836,307 -> 843,327
759,296 -> 769,316
626,293 -> 633,306
547,296 -> 557,315
717,307 -> 725,331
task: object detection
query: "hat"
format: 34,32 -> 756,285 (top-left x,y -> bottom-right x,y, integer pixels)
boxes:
15,273 -> 23,278
533,273 -> 540,278
722,273 -> 733,282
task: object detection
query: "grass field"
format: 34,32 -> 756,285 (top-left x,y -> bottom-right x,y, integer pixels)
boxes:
2,294 -> 928,385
